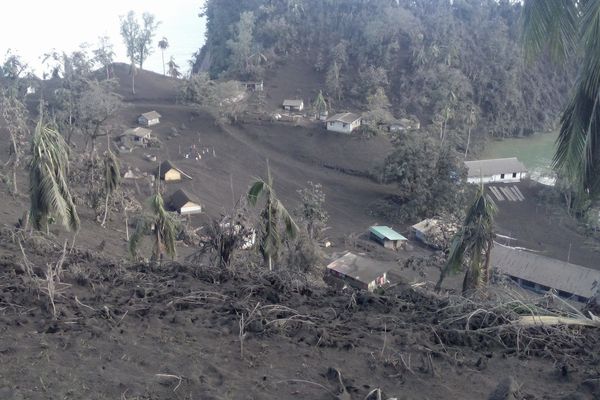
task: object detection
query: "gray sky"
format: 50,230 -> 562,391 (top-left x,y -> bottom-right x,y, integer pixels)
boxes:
1,0 -> 206,76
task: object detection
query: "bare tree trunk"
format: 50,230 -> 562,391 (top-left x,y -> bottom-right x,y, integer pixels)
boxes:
101,192 -> 110,227
161,50 -> 165,76
465,126 -> 471,159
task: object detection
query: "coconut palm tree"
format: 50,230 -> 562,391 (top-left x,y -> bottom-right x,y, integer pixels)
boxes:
158,37 -> 169,76
128,192 -> 178,262
100,140 -> 120,227
521,1 -> 600,196
29,115 -> 80,233
247,163 -> 298,271
436,184 -> 497,294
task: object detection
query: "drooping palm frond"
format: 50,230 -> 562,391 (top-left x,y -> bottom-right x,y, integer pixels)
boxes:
521,0 -> 578,62
128,216 -> 153,258
29,119 -> 80,232
522,0 -> 600,196
436,185 -> 497,293
103,151 -> 120,195
247,164 -> 298,270
553,0 -> 600,195
101,149 -> 121,226
128,193 -> 178,261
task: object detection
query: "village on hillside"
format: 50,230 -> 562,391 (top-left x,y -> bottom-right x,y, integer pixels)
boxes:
2,2 -> 600,399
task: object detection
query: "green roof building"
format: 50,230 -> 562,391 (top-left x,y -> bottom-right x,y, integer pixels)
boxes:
369,226 -> 407,250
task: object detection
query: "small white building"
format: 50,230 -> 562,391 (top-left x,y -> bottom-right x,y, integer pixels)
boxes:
138,111 -> 162,127
327,252 -> 389,292
283,99 -> 304,112
169,189 -> 202,215
464,158 -> 527,184
326,113 -> 362,134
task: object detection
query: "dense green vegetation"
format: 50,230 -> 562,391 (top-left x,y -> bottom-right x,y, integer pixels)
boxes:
196,0 -> 571,143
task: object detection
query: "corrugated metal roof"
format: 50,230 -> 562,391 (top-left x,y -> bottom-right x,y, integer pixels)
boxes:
327,252 -> 389,283
465,158 -> 527,177
122,127 -> 152,138
327,112 -> 361,124
141,111 -> 161,120
492,244 -> 600,299
369,226 -> 407,241
283,99 -> 304,107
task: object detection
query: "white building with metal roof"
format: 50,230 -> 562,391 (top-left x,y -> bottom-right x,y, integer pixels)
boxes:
326,112 -> 362,134
282,99 -> 304,112
464,157 -> 527,184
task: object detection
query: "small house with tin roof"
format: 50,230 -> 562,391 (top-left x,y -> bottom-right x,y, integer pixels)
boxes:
169,189 -> 202,215
138,111 -> 162,127
326,112 -> 362,134
327,252 -> 389,292
464,158 -> 527,184
283,99 -> 304,112
156,160 -> 192,182
118,127 -> 152,148
369,226 -> 408,250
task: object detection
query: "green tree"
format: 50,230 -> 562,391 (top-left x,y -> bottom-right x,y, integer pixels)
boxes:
158,37 -> 169,75
436,185 -> 497,294
100,145 -> 120,227
521,1 -> 600,195
29,114 -> 80,233
129,192 -> 178,262
247,164 -> 298,271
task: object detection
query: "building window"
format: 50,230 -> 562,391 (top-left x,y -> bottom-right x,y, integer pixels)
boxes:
512,172 -> 517,178
500,173 -> 505,179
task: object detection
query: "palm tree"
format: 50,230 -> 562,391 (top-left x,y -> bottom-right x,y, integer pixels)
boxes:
436,185 -> 497,294
128,192 -> 178,262
247,163 -> 298,271
100,140 -> 120,227
158,37 -> 169,76
521,1 -> 600,196
29,116 -> 80,233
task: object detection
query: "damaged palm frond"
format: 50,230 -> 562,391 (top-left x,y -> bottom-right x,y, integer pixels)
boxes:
100,146 -> 121,226
522,0 -> 600,196
128,192 -> 179,262
436,184 -> 497,294
29,116 -> 80,232
247,162 -> 298,271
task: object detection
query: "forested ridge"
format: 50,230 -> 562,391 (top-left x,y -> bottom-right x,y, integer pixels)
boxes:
195,0 -> 572,142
